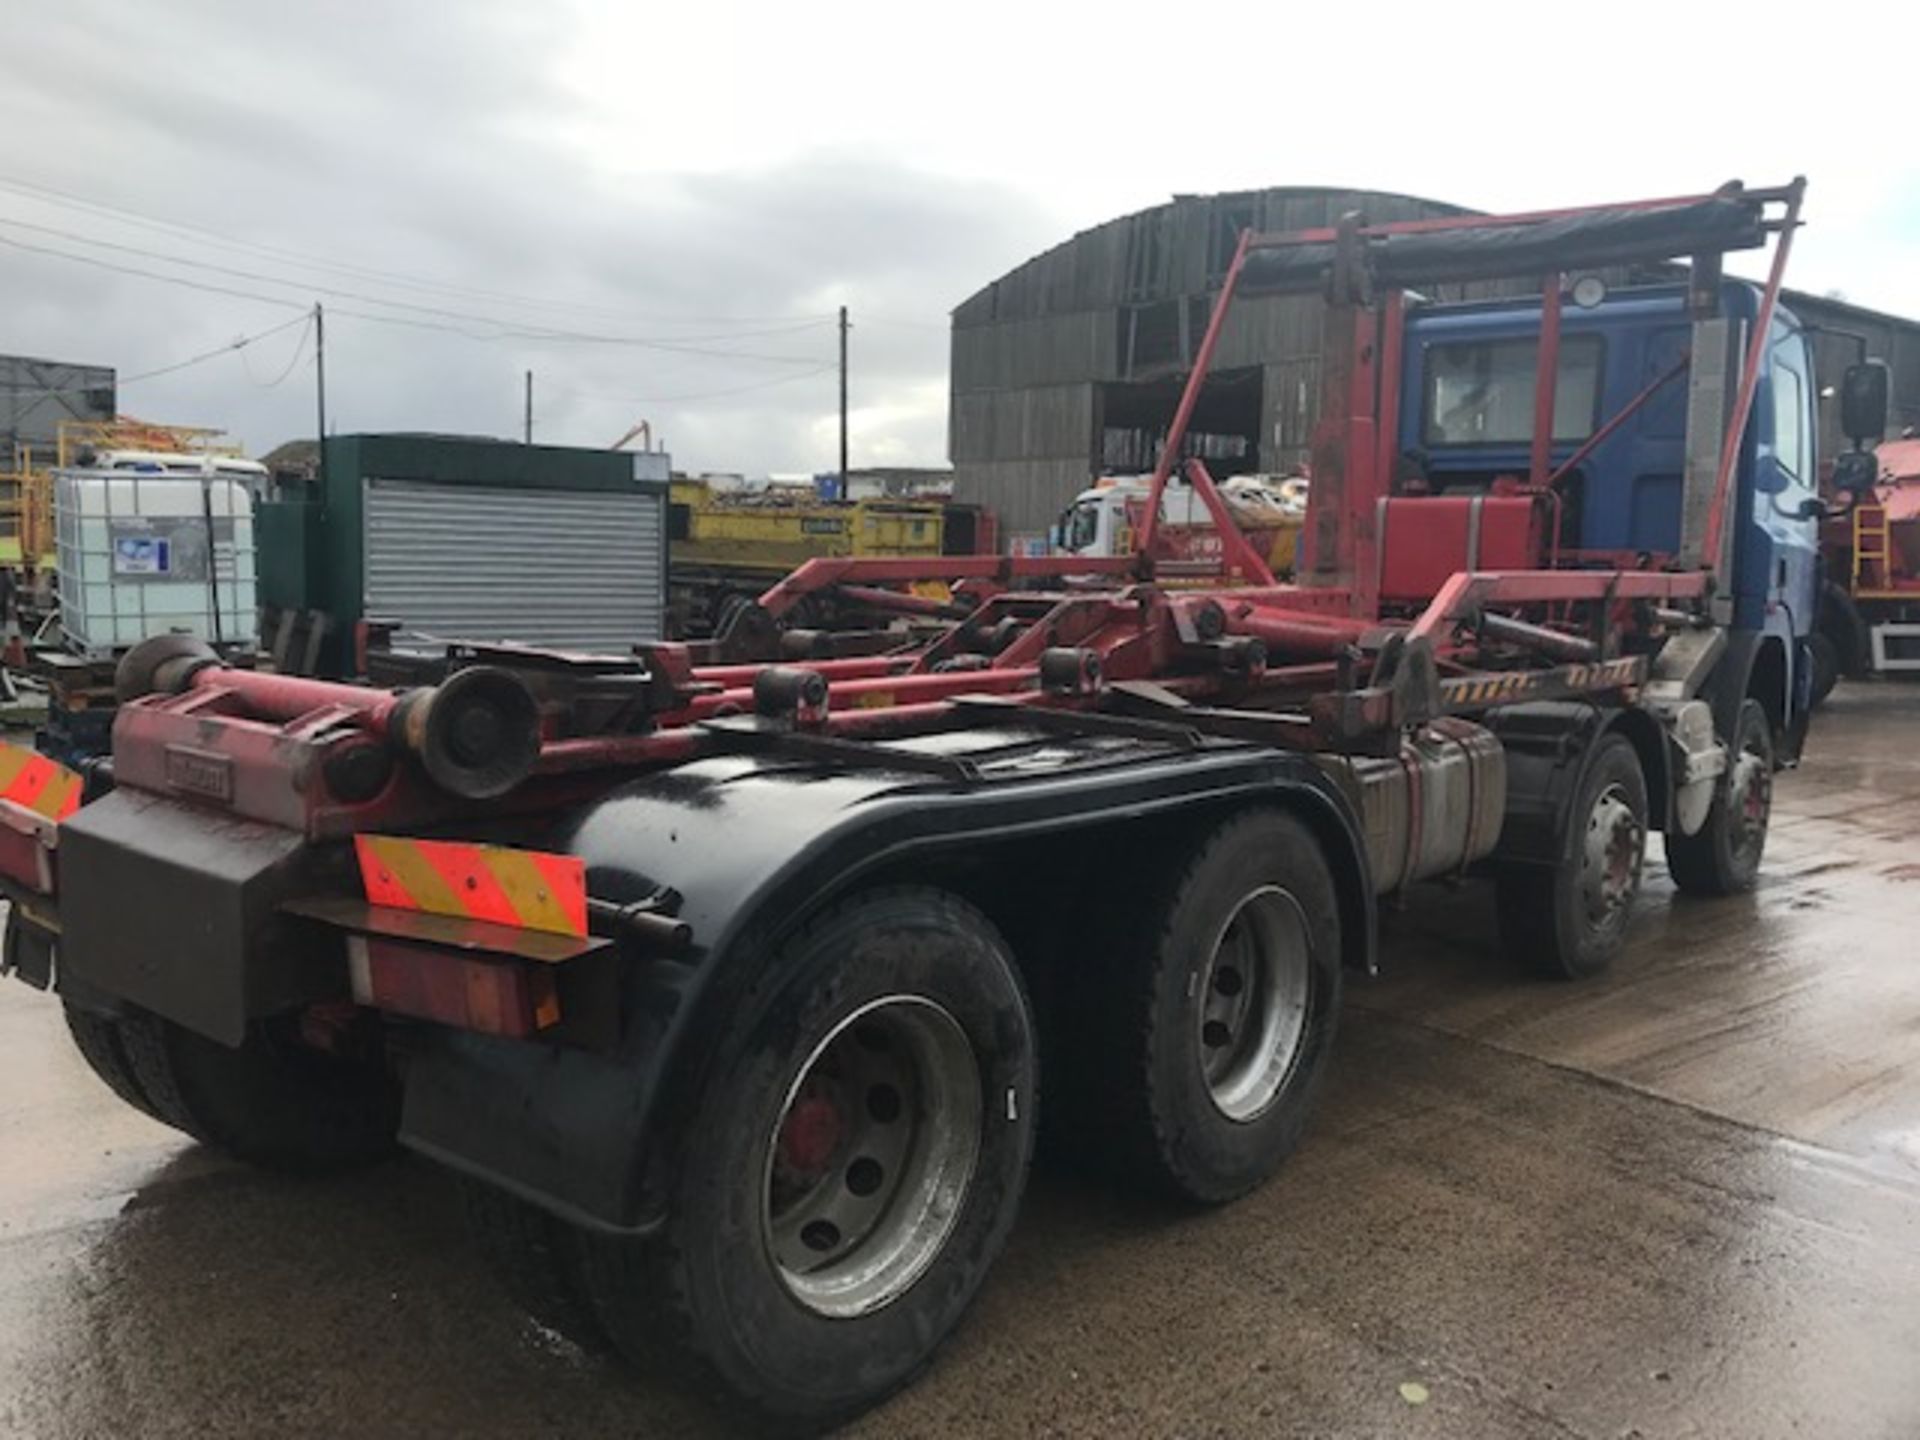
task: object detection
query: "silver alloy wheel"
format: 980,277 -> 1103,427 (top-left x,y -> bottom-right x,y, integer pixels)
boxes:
1581,782 -> 1644,928
1195,885 -> 1314,1123
763,996 -> 981,1319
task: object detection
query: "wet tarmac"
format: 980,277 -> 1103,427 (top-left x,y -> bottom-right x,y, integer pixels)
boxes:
3,684 -> 1919,1437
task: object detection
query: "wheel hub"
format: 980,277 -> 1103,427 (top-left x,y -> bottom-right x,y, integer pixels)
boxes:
1730,749 -> 1771,856
775,1088 -> 846,1179
1196,885 -> 1314,1123
1581,784 -> 1643,927
763,997 -> 981,1318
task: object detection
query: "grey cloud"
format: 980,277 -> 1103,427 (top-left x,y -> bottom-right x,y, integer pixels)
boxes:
3,1 -> 1058,471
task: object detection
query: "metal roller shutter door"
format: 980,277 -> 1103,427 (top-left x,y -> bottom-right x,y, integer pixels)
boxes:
363,478 -> 664,651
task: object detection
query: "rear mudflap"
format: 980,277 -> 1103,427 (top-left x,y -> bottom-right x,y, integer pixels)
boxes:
58,789 -> 348,1046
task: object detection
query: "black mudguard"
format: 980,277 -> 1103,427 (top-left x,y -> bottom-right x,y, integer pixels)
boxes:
1703,629 -> 1808,765
400,740 -> 1374,1232
1481,701 -> 1668,863
59,790 -> 346,1046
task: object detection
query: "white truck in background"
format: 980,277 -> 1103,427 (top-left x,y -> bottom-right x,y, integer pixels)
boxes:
1054,472 -> 1309,575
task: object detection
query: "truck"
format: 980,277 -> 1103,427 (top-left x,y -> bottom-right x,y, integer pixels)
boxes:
0,180 -> 1860,1431
1812,380 -> 1920,691
1055,471 -> 1308,577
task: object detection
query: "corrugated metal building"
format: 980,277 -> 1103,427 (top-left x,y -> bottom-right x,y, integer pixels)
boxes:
0,353 -> 115,454
950,186 -> 1920,537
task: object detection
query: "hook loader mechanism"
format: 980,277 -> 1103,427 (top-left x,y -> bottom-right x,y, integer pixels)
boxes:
0,180 -> 1811,1429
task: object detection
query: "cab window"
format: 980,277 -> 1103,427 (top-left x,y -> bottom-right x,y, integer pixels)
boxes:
1423,335 -> 1604,446
1772,346 -> 1811,484
1064,501 -> 1101,551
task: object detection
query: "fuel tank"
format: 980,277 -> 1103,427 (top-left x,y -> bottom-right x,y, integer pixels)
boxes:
1314,718 -> 1507,893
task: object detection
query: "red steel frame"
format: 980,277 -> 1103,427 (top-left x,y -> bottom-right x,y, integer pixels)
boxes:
1700,184 -> 1805,571
1529,274 -> 1564,488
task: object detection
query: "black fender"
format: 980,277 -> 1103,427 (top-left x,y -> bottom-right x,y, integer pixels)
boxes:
1702,629 -> 1762,743
398,740 -> 1375,1233
1480,700 -> 1666,862
1816,580 -> 1870,677
1701,628 -> 1804,764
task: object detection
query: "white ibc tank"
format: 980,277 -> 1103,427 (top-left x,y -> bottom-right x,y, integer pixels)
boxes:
54,467 -> 258,656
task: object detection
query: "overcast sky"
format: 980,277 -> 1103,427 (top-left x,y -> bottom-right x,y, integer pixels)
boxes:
4,0 -> 1913,476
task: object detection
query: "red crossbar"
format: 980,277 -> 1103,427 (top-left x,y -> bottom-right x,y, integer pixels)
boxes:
1408,570 -> 1712,641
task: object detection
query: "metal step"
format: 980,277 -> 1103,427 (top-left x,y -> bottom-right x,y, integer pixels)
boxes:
1870,623 -> 1920,673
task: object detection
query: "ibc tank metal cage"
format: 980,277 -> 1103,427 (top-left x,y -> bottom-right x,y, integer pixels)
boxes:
53,466 -> 258,657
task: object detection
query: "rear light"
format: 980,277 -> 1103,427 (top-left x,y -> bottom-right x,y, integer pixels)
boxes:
0,802 -> 57,898
284,835 -> 604,1041
345,934 -> 561,1038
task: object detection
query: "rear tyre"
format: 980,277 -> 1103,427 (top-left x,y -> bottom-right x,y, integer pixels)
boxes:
458,1181 -> 606,1352
1065,808 -> 1344,1205
581,887 -> 1036,1431
1666,697 -> 1773,897
62,1003 -> 162,1121
1498,732 -> 1647,980
118,1010 -> 400,1172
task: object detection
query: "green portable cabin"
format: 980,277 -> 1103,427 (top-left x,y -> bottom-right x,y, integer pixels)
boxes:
258,434 -> 668,676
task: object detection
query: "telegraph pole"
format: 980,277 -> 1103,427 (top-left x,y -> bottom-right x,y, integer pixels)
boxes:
313,302 -> 328,486
524,369 -> 533,444
838,305 -> 849,490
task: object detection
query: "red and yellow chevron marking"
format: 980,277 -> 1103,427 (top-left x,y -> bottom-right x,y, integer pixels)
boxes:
354,835 -> 588,938
0,743 -> 82,821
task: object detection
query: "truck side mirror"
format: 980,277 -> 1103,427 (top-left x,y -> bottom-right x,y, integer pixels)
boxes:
1840,361 -> 1890,446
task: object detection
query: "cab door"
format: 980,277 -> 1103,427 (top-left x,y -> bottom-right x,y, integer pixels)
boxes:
1755,325 -> 1819,641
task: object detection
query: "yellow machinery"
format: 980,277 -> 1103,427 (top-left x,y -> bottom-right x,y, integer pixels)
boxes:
0,419 -> 244,569
668,478 -> 947,634
0,445 -> 52,568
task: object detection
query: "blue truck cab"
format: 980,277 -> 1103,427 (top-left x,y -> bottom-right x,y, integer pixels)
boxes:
1396,281 -> 1819,752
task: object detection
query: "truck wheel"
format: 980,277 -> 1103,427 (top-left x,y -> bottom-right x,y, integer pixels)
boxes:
581,887 -> 1036,1430
62,1003 -> 162,1121
1497,732 -> 1647,980
1665,698 -> 1773,897
1070,809 -> 1344,1205
117,1011 -> 400,1172
457,1181 -> 606,1352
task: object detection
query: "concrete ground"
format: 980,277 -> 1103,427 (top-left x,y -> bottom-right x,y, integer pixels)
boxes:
3,684 -> 1918,1438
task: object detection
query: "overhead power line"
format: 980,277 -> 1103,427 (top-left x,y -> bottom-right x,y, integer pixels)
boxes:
0,311 -> 314,398
125,312 -> 314,385
0,214 -> 830,362
0,228 -> 309,313
861,313 -> 951,333
0,171 -> 837,331
240,314 -> 317,389
545,363 -> 839,407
